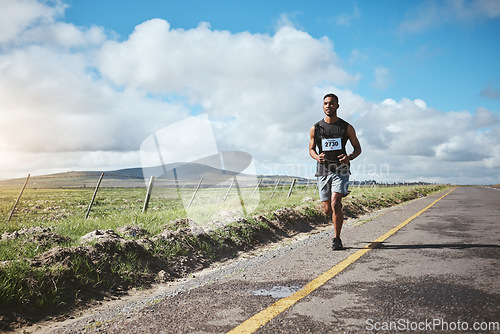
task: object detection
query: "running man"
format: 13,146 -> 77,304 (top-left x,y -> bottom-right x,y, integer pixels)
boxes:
309,93 -> 362,250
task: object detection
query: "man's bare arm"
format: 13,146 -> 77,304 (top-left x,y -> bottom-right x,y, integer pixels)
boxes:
309,125 -> 325,163
338,125 -> 361,164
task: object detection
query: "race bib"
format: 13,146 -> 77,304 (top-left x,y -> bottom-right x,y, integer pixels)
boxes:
322,138 -> 342,151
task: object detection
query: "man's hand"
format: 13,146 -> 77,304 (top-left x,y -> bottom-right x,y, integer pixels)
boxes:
318,153 -> 326,163
338,153 -> 350,165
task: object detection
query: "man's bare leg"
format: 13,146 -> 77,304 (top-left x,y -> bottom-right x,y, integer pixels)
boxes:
331,192 -> 344,249
322,193 -> 344,250
321,199 -> 333,217
332,192 -> 344,239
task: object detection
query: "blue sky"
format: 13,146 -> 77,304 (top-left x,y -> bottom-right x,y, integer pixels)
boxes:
1,0 -> 499,184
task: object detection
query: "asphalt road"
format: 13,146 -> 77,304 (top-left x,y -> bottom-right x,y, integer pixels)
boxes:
35,186 -> 499,333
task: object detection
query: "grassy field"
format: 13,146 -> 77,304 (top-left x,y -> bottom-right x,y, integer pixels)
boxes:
1,183 -> 314,234
0,183 -> 448,330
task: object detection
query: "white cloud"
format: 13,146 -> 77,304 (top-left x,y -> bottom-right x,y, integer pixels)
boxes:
372,66 -> 392,90
98,19 -> 358,99
0,12 -> 360,178
95,18 -> 360,164
1,150 -> 141,179
399,0 -> 500,34
274,12 -> 303,32
349,49 -> 369,65
0,0 -> 65,44
0,44 -> 190,154
335,4 -> 361,27
308,92 -> 500,184
480,80 -> 500,100
0,1 -> 499,185
21,22 -> 106,47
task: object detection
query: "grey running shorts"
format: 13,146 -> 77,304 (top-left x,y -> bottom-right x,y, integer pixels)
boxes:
317,173 -> 350,201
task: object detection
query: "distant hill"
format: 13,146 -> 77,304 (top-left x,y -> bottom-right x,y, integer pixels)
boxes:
0,162 -> 310,189
0,152 -> 312,188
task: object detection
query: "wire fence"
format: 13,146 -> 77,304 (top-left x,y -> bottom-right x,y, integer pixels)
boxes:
0,172 -> 431,223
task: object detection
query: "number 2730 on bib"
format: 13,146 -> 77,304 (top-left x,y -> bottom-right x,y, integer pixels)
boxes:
321,138 -> 342,151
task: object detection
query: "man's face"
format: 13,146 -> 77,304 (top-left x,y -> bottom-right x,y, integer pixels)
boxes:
323,96 -> 339,116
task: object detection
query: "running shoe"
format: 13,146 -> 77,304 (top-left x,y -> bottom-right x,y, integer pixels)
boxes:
332,237 -> 343,250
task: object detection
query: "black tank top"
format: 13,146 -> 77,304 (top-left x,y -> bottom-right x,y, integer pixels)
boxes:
314,118 -> 350,176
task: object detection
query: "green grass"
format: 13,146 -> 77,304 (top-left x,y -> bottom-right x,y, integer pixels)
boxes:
0,184 -> 309,233
0,260 -> 61,309
1,183 -> 448,239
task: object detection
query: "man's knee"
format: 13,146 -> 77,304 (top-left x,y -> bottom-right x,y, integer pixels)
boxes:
321,201 -> 333,215
332,193 -> 343,211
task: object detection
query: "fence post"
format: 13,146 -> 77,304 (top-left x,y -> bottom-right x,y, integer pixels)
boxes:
233,177 -> 247,216
224,178 -> 234,202
287,178 -> 297,198
303,178 -> 310,193
270,179 -> 281,199
7,173 -> 30,222
188,178 -> 203,208
85,173 -> 104,219
252,178 -> 262,197
142,176 -> 155,213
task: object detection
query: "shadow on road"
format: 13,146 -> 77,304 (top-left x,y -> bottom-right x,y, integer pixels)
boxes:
342,242 -> 500,251
367,242 -> 500,250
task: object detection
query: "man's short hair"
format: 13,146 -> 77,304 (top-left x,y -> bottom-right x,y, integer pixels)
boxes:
323,93 -> 339,103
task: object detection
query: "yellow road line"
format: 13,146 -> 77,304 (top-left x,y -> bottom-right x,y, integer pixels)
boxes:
227,188 -> 456,334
